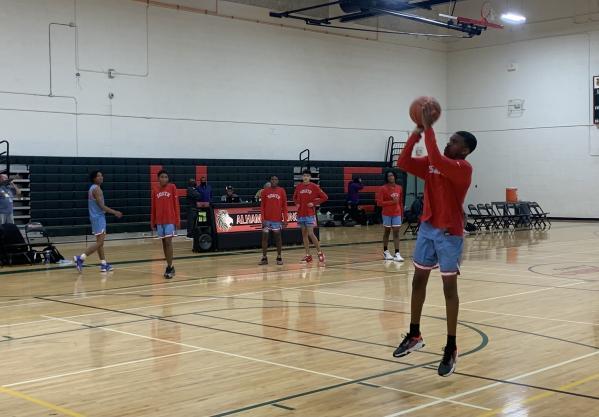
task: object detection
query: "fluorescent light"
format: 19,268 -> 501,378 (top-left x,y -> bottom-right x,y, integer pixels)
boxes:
501,12 -> 526,24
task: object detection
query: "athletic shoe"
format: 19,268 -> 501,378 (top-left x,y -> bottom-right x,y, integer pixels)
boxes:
301,255 -> 313,263
393,333 -> 425,358
438,346 -> 458,377
394,253 -> 404,262
74,256 -> 84,272
318,252 -> 326,263
100,263 -> 114,272
276,257 -> 284,265
164,266 -> 176,279
383,250 -> 394,260
259,257 -> 268,265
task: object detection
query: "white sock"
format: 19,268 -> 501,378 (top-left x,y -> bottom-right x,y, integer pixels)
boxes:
101,260 -> 107,265
80,254 -> 87,260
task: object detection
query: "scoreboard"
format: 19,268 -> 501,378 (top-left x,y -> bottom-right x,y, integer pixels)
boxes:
594,76 -> 599,125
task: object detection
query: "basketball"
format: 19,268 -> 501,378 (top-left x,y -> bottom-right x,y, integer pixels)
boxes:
409,96 -> 442,127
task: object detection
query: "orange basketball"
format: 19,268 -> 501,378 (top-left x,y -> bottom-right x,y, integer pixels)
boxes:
409,96 -> 441,127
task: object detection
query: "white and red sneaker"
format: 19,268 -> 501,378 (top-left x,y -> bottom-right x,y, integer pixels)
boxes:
301,255 -> 313,263
393,334 -> 425,358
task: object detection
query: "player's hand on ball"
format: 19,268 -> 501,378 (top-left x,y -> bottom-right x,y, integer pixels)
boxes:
412,126 -> 423,137
421,102 -> 436,130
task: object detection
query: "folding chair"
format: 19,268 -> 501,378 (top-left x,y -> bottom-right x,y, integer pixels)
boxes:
506,203 -> 526,229
467,204 -> 485,231
528,202 -> 551,229
0,224 -> 35,266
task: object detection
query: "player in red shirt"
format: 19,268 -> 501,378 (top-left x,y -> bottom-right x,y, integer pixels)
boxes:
151,170 -> 181,279
259,175 -> 288,266
393,103 -> 477,377
376,171 -> 404,262
293,170 -> 328,263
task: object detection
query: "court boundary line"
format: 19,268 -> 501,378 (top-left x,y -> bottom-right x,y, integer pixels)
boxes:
41,315 -> 489,412
382,351 -> 599,417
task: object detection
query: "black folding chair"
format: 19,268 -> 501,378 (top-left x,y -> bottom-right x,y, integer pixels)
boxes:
528,202 -> 551,229
0,223 -> 34,266
506,203 -> 526,229
467,204 -> 485,231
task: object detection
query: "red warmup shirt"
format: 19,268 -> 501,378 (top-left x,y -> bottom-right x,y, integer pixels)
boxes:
261,187 -> 288,222
151,183 -> 181,228
397,127 -> 472,236
376,184 -> 404,217
293,182 -> 328,217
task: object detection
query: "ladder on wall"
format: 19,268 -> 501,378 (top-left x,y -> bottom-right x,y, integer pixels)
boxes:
0,140 -> 31,227
294,148 -> 320,185
385,136 -> 406,167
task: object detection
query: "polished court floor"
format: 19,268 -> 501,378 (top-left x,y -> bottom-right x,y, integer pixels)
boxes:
0,222 -> 597,417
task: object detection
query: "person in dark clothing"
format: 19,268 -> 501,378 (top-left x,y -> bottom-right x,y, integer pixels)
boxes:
197,177 -> 212,203
346,177 -> 364,223
186,178 -> 202,238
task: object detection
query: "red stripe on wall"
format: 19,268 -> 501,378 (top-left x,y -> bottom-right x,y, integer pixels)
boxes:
343,167 -> 383,192
196,165 -> 208,182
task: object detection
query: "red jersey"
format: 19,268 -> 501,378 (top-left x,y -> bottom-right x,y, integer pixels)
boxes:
376,184 -> 404,217
261,187 -> 288,222
397,128 -> 472,236
293,182 -> 328,217
151,183 -> 181,228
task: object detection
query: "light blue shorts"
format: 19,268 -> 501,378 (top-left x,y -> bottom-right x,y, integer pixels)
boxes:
298,216 -> 317,227
263,221 -> 283,232
156,224 -> 176,238
383,215 -> 402,227
413,222 -> 464,276
90,216 -> 107,236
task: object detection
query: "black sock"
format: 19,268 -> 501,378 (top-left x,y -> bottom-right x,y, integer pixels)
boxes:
446,335 -> 457,350
409,323 -> 420,337
395,249 -> 399,254
384,246 -> 388,251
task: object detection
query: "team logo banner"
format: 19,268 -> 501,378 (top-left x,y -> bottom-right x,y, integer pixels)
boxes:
214,205 -> 301,233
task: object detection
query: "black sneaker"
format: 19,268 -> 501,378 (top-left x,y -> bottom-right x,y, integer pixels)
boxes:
165,266 -> 175,279
393,333 -> 425,358
276,257 -> 283,265
259,257 -> 268,265
438,345 -> 458,377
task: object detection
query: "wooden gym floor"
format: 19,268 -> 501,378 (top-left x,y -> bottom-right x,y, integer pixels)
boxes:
0,222 -> 597,417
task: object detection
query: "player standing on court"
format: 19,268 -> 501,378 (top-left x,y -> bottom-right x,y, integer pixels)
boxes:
376,170 -> 404,262
259,175 -> 288,266
293,170 -> 328,264
151,170 -> 180,279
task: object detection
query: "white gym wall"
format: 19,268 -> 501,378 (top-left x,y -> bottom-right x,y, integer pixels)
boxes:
0,0 -> 446,161
446,0 -> 599,218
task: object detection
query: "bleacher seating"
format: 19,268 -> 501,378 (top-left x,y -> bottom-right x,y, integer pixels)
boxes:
10,156 -> 389,237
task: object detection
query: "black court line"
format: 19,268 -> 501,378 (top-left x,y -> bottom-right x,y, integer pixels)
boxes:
33,296 -> 488,415
0,238 -> 397,277
325,264 -> 599,292
34,298 -> 457,367
193,311 -> 440,357
357,382 -> 380,388
458,319 -> 598,350
11,256 -> 407,301
449,370 -> 599,401
271,403 -> 295,411
27,296 -> 598,412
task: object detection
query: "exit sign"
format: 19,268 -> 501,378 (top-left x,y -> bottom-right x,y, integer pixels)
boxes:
594,76 -> 599,125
